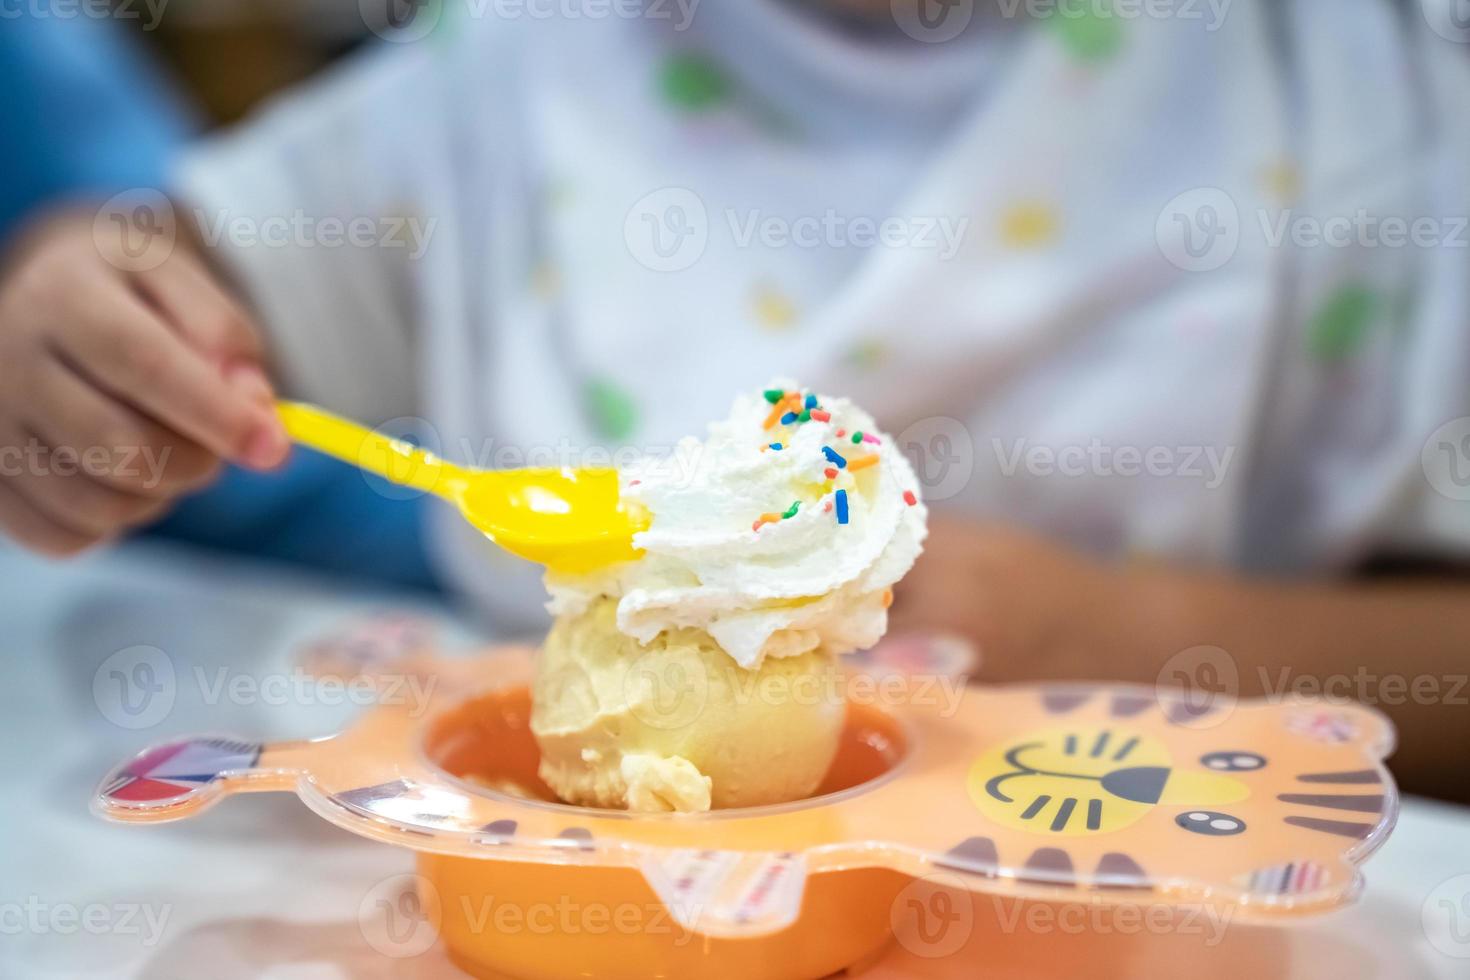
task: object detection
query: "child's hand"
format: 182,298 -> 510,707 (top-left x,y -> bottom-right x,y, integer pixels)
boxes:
888,516 -> 1134,682
0,209 -> 289,556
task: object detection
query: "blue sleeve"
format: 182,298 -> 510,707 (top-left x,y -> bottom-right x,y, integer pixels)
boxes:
0,17 -> 195,234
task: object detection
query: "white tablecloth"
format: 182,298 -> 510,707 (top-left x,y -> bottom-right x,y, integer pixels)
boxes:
3,542 -> 1468,979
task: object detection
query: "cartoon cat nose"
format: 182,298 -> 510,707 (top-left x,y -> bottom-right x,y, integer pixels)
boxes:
1102,766 -> 1249,806
1101,766 -> 1171,803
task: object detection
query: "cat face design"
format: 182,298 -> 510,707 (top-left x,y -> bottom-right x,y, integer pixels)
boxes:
969,726 -> 1257,836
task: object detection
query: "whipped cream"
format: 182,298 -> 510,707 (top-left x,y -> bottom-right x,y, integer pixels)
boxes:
545,382 -> 928,669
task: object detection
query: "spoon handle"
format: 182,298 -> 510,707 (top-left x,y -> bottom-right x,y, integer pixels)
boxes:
275,400 -> 470,499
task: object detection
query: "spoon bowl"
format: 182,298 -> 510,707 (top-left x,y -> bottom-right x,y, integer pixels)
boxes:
275,401 -> 647,573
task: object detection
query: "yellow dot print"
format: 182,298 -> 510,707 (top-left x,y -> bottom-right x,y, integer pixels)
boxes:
1260,161 -> 1301,203
999,202 -> 1060,250
752,285 -> 798,331
845,339 -> 887,370
530,260 -> 559,300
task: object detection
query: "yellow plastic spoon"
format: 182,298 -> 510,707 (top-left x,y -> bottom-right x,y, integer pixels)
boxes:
275,401 -> 647,573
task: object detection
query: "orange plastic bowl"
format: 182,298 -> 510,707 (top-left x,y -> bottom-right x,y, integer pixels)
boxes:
95,640 -> 1399,980
419,687 -> 911,980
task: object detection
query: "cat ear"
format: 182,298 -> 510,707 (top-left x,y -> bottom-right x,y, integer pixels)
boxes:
1279,703 -> 1395,756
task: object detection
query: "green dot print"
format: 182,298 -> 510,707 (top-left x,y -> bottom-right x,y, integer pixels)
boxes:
1306,284 -> 1381,362
1045,5 -> 1125,63
582,377 -> 640,441
659,53 -> 732,112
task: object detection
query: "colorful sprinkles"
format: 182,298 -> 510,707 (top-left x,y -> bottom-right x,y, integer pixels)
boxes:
750,385 -> 892,533
763,392 -> 801,429
751,511 -> 782,531
903,490 -> 917,506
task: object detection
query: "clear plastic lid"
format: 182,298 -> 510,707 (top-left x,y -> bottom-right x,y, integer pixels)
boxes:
95,628 -> 1397,937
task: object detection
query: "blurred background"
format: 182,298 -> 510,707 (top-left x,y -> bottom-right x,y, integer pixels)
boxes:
49,0 -> 369,122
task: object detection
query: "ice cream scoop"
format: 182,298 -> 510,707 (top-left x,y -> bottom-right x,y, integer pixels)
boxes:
276,401 -> 648,573
533,382 -> 928,812
532,599 -> 844,812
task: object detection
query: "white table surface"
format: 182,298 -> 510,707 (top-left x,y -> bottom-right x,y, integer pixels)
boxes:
4,541 -> 1470,979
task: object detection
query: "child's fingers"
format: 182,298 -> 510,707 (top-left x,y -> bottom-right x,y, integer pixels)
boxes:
0,465 -> 105,557
53,276 -> 288,471
132,249 -> 267,362
25,356 -> 221,497
1,436 -> 171,538
127,249 -> 282,421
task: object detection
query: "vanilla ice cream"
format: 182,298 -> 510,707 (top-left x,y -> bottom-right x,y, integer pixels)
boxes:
531,382 -> 928,812
532,599 -> 844,811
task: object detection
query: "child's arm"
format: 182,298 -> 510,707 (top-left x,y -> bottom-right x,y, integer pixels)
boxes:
0,208 -> 288,555
892,516 -> 1470,800
0,27 -> 493,554
1128,565 -> 1470,798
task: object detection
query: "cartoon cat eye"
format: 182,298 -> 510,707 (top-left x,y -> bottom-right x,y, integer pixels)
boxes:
1200,751 -> 1266,772
1176,810 -> 1247,835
